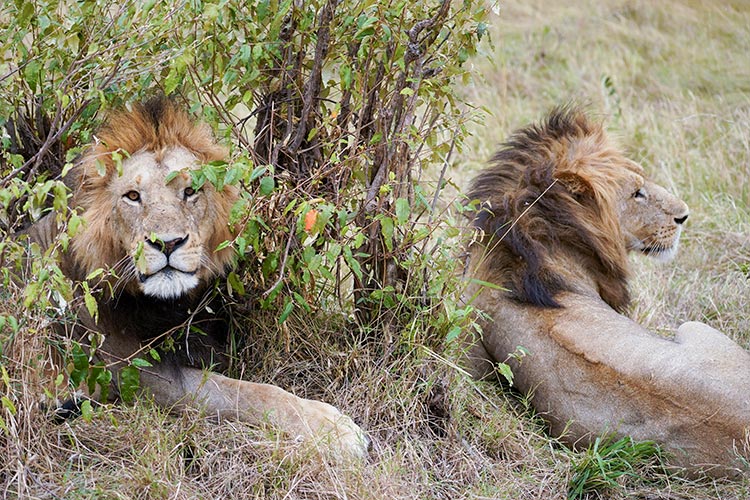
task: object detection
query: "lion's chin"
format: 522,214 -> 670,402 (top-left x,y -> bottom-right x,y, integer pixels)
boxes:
640,242 -> 679,263
139,269 -> 200,300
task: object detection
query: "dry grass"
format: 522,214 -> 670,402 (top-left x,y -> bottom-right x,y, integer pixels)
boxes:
2,0 -> 750,498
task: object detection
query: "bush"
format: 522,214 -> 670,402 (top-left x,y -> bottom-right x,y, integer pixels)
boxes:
1,0 -> 488,334
0,2 -> 492,495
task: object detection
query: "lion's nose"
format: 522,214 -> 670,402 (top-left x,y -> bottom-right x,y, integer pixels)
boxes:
146,235 -> 189,256
674,214 -> 688,225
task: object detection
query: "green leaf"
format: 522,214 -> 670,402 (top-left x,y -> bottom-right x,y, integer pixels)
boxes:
249,165 -> 267,181
164,170 -> 181,185
95,368 -> 112,403
343,246 -> 362,280
18,2 -> 35,26
80,400 -> 93,422
119,366 -> 141,403
445,326 -> 461,343
87,363 -> 105,395
131,358 -> 152,368
496,362 -> 514,386
395,198 -> 410,225
340,65 -> 352,89
259,176 -> 275,195
1,396 -> 17,416
215,240 -> 232,252
95,159 -> 107,177
355,15 -> 377,40
23,59 -> 42,92
380,216 -> 394,252
369,132 -> 383,145
203,163 -> 219,186
468,278 -> 507,291
236,235 -> 247,255
86,268 -> 105,280
83,287 -> 98,322
164,67 -> 182,95
70,353 -> 88,377
23,282 -> 39,308
227,271 -> 245,296
278,299 -> 294,324
190,171 -> 207,191
355,26 -> 375,40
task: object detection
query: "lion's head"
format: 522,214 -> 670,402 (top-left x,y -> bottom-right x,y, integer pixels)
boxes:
468,106 -> 689,312
67,97 -> 237,300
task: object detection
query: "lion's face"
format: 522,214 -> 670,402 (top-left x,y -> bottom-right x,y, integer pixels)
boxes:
616,164 -> 689,262
68,100 -> 236,301
106,147 -> 231,299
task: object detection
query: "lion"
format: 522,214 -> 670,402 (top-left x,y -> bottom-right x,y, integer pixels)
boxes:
463,106 -> 750,475
17,97 -> 367,459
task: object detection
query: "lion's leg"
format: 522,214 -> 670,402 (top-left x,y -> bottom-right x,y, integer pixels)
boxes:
461,331 -> 497,380
139,367 -> 369,459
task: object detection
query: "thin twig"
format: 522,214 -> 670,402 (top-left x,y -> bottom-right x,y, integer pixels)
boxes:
428,123 -> 459,223
288,0 -> 338,153
263,227 -> 296,298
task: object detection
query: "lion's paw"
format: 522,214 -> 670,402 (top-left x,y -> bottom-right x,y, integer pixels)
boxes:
295,399 -> 370,460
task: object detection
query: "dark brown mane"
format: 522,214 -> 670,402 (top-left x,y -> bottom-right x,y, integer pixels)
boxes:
467,106 -> 632,311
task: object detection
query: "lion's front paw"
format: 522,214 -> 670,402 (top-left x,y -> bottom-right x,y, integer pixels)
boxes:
295,399 -> 369,460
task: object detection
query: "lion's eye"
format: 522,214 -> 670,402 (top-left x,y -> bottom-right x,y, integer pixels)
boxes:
183,187 -> 197,198
633,188 -> 646,199
124,190 -> 141,202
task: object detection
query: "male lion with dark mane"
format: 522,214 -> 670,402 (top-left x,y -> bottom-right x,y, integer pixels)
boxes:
464,106 -> 750,475
17,97 -> 367,459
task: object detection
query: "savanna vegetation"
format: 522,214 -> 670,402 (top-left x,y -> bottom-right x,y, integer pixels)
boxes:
1,0 -> 749,498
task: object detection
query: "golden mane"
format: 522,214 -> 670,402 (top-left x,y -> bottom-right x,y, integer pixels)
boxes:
74,97 -> 227,198
467,106 -> 640,312
68,97 -> 236,280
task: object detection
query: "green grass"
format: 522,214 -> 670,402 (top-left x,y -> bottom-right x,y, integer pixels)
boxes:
3,0 -> 750,498
568,436 -> 668,500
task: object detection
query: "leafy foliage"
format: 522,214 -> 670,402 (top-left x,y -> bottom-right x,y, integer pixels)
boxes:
0,0 -> 488,419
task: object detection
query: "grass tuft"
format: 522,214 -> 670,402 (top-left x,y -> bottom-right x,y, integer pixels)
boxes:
568,436 -> 669,499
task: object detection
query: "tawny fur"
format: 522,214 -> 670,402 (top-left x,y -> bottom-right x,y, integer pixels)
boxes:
464,107 -> 750,476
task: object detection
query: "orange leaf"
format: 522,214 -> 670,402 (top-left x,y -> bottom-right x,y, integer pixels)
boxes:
304,209 -> 319,232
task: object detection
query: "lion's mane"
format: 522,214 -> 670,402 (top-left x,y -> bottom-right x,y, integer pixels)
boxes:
467,107 -> 637,312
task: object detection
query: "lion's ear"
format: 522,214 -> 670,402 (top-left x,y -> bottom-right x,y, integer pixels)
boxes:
556,171 -> 592,196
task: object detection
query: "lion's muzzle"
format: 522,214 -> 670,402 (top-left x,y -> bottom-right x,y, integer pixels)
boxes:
146,234 -> 189,256
137,233 -> 202,299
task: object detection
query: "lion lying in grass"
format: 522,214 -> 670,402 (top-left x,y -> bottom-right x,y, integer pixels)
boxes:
464,107 -> 750,475
18,97 -> 367,459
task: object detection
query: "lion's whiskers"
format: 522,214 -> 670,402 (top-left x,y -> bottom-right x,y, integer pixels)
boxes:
200,255 -> 223,277
110,256 -> 137,300
638,234 -> 671,253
